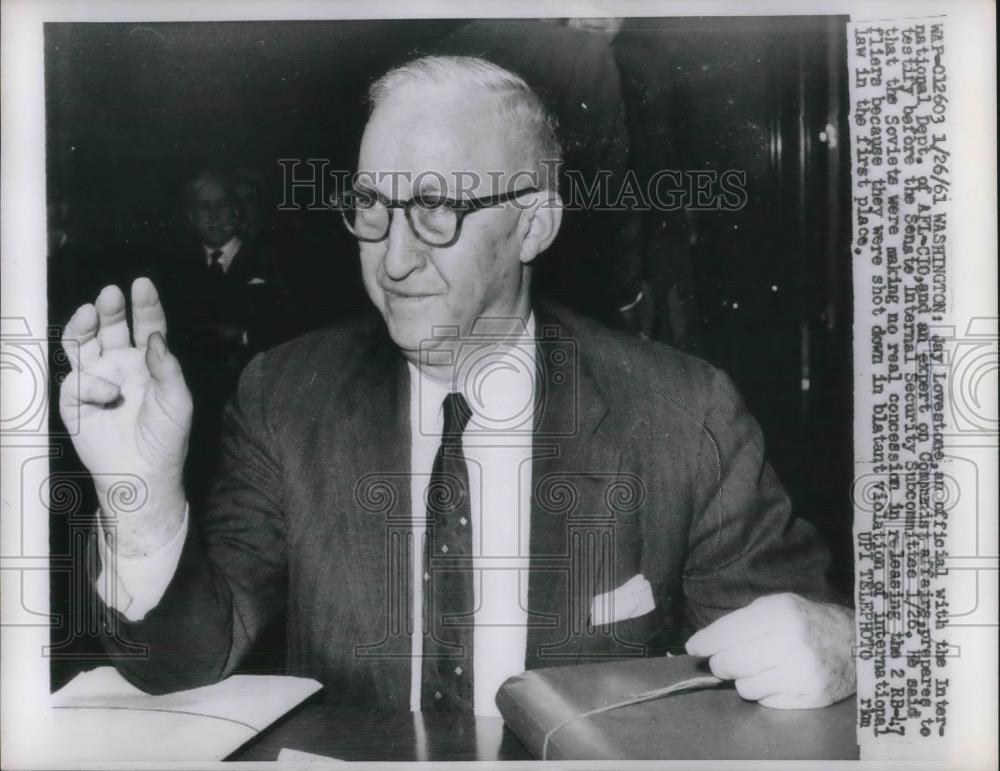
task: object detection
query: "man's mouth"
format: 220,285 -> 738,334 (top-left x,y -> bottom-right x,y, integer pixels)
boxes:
383,287 -> 439,300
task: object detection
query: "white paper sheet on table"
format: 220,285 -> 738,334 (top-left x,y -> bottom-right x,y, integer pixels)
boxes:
277,747 -> 351,762
45,666 -> 322,762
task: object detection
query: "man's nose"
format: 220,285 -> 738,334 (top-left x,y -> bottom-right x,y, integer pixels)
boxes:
382,210 -> 426,281
206,203 -> 232,222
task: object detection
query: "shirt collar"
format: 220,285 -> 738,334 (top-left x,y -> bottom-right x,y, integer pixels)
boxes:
408,313 -> 536,434
203,235 -> 242,272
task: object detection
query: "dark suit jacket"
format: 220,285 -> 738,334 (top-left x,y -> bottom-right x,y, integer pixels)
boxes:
151,238 -> 292,367
98,301 -> 839,706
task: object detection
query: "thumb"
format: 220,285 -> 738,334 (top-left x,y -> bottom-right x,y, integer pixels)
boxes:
145,331 -> 190,406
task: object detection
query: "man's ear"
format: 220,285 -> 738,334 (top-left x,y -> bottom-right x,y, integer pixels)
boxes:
518,190 -> 563,265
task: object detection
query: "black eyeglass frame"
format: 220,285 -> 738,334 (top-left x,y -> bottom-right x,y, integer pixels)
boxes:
337,185 -> 540,248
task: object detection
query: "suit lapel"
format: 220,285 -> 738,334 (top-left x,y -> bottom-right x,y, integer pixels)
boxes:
333,323 -> 414,705
525,306 -> 622,670
223,241 -> 254,284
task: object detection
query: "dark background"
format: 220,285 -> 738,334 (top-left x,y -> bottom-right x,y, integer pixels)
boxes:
46,16 -> 853,688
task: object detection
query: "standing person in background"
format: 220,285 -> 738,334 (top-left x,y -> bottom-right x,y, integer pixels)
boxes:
151,168 -> 290,505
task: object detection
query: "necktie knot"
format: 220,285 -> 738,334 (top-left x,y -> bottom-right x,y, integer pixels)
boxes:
442,392 -> 472,439
209,249 -> 224,273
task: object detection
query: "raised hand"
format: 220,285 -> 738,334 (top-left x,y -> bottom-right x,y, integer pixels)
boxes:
59,278 -> 193,556
686,593 -> 856,709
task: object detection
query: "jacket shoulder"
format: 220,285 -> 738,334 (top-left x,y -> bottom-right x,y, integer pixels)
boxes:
241,311 -> 386,398
544,302 -> 726,422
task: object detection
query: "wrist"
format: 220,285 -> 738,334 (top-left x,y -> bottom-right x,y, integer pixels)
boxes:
97,480 -> 186,558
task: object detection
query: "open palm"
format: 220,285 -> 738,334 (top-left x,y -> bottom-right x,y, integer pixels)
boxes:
60,279 -> 192,551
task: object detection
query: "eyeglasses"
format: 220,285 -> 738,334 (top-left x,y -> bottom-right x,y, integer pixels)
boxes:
336,186 -> 539,248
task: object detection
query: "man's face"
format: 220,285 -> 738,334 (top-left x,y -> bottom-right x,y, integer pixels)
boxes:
231,181 -> 262,237
356,85 -> 533,359
188,178 -> 237,248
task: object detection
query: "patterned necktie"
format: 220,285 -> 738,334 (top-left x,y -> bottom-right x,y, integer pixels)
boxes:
421,391 -> 474,711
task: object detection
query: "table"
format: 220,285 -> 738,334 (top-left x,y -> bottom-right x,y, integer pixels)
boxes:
230,698 -> 858,762
230,703 -> 532,762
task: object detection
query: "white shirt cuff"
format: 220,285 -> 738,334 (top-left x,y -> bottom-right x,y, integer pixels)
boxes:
94,505 -> 189,622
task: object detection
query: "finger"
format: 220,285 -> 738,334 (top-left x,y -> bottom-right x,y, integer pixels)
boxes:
686,598 -> 780,657
145,332 -> 192,415
708,635 -> 784,680
95,285 -> 130,352
759,690 -> 829,710
61,303 -> 101,371
145,331 -> 180,383
131,277 -> 167,350
734,667 -> 787,702
59,369 -> 121,409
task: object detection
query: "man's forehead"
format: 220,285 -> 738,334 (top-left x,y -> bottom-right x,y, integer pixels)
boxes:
193,179 -> 228,200
358,85 -> 527,195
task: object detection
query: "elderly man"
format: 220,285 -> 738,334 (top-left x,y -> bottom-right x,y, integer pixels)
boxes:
60,56 -> 854,717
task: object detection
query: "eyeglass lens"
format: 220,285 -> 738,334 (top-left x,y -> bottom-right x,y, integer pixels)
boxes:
345,193 -> 458,246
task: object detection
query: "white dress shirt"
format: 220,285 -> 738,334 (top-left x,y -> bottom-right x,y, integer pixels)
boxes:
95,315 -> 537,717
202,235 -> 242,273
407,315 -> 535,715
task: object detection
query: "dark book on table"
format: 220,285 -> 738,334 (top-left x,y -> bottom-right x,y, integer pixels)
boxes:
496,655 -> 858,761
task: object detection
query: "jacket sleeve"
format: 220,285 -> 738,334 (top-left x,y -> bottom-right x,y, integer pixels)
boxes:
94,506 -> 189,620
681,367 -> 844,629
97,353 -> 288,694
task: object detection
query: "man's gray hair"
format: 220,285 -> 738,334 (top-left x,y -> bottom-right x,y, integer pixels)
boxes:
369,55 -> 562,190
